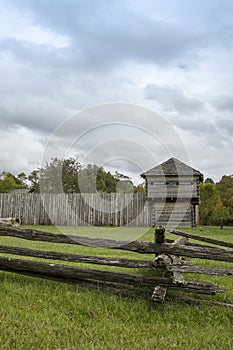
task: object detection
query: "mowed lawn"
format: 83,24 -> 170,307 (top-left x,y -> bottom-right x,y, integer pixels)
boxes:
0,225 -> 233,350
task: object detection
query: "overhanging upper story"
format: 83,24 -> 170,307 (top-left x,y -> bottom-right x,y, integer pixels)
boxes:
141,158 -> 203,203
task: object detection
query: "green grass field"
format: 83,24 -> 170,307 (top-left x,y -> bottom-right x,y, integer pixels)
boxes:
0,225 -> 233,350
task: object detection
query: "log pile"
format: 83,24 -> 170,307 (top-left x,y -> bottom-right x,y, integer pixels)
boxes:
0,218 -> 21,227
0,226 -> 232,307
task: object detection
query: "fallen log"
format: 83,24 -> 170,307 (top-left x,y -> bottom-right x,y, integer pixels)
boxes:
0,218 -> 21,227
168,229 -> 233,249
0,256 -> 225,294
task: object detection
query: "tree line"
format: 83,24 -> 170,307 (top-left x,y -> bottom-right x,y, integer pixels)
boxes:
199,177 -> 233,226
0,157 -> 144,195
1,157 -> 233,226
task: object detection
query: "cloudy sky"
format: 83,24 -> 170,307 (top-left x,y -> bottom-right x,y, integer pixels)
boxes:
1,0 -> 233,184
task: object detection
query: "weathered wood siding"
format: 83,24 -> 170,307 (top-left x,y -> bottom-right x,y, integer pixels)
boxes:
151,202 -> 195,227
146,176 -> 200,201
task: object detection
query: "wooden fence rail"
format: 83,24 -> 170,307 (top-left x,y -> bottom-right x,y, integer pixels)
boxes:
0,226 -> 232,306
1,227 -> 233,262
0,256 -> 224,295
168,229 -> 233,248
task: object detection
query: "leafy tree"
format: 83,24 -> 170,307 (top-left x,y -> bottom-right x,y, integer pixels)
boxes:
204,177 -> 214,184
97,168 -> 119,193
114,171 -> 130,180
29,159 -> 134,194
216,175 -> 233,207
199,183 -> 227,225
78,165 -> 119,193
114,171 -> 134,193
116,179 -> 134,193
78,164 -> 99,193
62,158 -> 81,193
28,170 -> 40,193
133,182 -> 146,195
0,172 -> 23,193
103,171 -> 119,193
16,172 -> 28,188
40,157 -> 81,194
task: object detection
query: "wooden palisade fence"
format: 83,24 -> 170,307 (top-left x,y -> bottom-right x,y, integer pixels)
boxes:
0,193 -> 196,227
0,226 -> 233,307
0,193 -> 147,226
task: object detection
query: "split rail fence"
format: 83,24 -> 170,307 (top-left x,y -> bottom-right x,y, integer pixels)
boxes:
0,226 -> 233,306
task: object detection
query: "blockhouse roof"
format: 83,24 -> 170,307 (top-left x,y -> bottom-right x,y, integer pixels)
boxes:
141,157 -> 203,180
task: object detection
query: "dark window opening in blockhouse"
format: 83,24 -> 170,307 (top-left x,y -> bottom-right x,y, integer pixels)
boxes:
150,182 -> 154,185
166,180 -> 179,186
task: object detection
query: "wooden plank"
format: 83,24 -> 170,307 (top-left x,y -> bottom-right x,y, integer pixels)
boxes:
168,229 -> 233,249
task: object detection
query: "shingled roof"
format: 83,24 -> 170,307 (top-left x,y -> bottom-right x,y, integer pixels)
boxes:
141,157 -> 203,180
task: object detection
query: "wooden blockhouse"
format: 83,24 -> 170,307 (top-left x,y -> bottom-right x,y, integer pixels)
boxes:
141,158 -> 203,227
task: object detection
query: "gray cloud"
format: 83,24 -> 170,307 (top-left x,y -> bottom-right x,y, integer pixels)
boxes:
176,117 -> 217,136
144,84 -> 205,114
0,97 -> 70,134
213,95 -> 233,111
9,0 -> 233,74
0,0 -> 233,182
5,1 -> 204,72
0,38 -> 74,73
0,125 -> 44,175
40,103 -> 191,183
215,117 -> 233,138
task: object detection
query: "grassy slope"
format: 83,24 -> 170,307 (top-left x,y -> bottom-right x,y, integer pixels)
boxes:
0,225 -> 233,350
